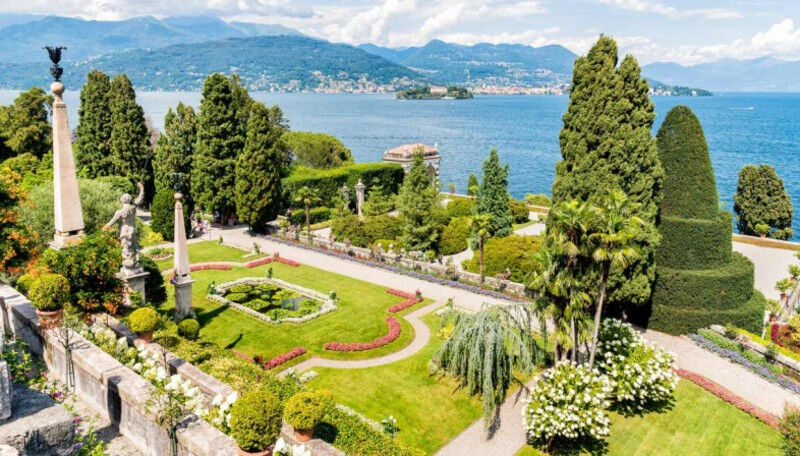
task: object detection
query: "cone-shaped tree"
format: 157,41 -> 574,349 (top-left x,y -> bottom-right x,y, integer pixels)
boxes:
734,164 -> 793,239
192,74 -> 243,221
475,148 -> 512,238
109,74 -> 149,186
467,173 -> 479,196
235,102 -> 289,232
153,102 -> 197,211
551,35 -> 663,315
75,70 -> 113,177
398,151 -> 438,252
650,106 -> 764,334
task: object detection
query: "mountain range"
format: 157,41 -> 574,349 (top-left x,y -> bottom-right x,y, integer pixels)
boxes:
0,14 -> 791,93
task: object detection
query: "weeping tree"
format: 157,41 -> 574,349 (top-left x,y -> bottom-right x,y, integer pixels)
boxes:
433,304 -> 542,430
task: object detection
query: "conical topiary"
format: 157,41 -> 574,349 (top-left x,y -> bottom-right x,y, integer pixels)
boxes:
649,106 -> 764,334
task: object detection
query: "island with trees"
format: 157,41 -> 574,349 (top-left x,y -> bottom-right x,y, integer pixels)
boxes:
396,85 -> 473,100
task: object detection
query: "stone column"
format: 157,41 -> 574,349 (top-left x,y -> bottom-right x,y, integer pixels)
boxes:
341,184 -> 350,211
355,180 -> 366,219
0,331 -> 9,423
50,81 -> 84,249
172,193 -> 194,321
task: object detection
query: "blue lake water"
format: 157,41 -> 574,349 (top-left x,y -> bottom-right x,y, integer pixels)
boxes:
2,90 -> 799,234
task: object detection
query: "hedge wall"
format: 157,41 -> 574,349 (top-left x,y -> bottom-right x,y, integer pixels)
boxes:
656,211 -> 732,270
284,163 -> 405,207
330,214 -> 403,248
649,289 -> 765,335
289,207 -> 332,226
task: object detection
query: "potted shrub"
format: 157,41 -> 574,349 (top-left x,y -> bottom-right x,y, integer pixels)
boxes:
777,278 -> 795,302
128,307 -> 160,342
28,273 -> 70,329
755,223 -> 771,239
790,265 -> 800,284
283,391 -> 331,442
230,389 -> 283,456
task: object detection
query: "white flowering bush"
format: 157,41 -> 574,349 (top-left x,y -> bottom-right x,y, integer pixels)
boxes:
596,319 -> 678,410
274,437 -> 311,456
523,362 -> 612,445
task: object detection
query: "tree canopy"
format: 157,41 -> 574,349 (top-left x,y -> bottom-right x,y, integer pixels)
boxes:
475,148 -> 512,238
734,164 -> 793,239
109,74 -> 150,186
153,102 -> 197,210
0,87 -> 52,161
283,131 -> 353,169
75,70 -> 113,177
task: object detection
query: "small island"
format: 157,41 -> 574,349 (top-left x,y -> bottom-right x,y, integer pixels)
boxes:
396,85 -> 473,100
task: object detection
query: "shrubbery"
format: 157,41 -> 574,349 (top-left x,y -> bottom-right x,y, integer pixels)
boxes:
438,217 -> 471,255
781,405 -> 800,456
150,188 -> 190,241
28,273 -> 70,311
330,214 -> 403,248
462,235 -> 541,282
127,307 -> 159,334
141,256 -> 167,306
509,198 -> 529,223
284,390 -> 332,430
525,193 -> 551,207
289,207 -> 332,226
445,198 -> 473,218
229,388 -> 283,452
284,163 -> 404,208
178,318 -> 200,340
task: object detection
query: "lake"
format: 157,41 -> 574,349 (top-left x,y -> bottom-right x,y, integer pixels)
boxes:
2,90 -> 799,234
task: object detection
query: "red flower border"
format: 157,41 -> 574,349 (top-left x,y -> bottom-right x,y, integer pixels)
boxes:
324,317 -> 401,351
246,256 -> 301,268
232,347 -> 307,370
386,289 -> 421,313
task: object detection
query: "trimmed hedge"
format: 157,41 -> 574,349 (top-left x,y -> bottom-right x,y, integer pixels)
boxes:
651,252 -> 754,311
462,234 -> 541,282
439,217 -> 471,255
330,214 -> 403,248
229,388 -> 283,452
290,207 -> 332,226
649,289 -> 765,335
656,212 -> 732,270
284,163 -> 405,208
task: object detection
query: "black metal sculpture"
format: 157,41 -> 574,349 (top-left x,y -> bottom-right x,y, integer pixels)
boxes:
169,172 -> 184,192
43,46 -> 67,82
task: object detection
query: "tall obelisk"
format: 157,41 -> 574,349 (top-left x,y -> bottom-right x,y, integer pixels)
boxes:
46,46 -> 84,249
172,191 -> 194,321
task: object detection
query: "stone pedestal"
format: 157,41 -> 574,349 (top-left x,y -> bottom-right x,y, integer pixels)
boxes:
173,277 -> 195,321
0,360 -> 10,423
50,81 -> 84,249
119,269 -> 148,306
355,180 -> 366,219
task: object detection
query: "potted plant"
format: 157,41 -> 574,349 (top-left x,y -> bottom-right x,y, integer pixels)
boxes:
776,278 -> 795,302
230,389 -> 283,456
283,391 -> 331,442
28,273 -> 70,329
790,265 -> 800,284
755,223 -> 771,239
128,307 -> 160,342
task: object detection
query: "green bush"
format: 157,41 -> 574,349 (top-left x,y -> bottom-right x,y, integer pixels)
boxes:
372,239 -> 403,251
316,407 -> 425,456
229,389 -> 283,452
445,198 -> 473,219
284,163 -> 405,208
150,188 -> 190,242
290,207 -> 332,226
656,212 -> 732,270
28,273 -> 70,311
462,234 -> 542,282
15,273 -> 36,294
284,391 -> 331,430
330,214 -> 403,248
229,284 -> 254,294
178,318 -> 200,340
141,256 -> 167,306
781,406 -> 800,456
509,198 -> 529,223
225,293 -> 249,303
128,307 -> 159,334
439,217 -> 471,255
524,193 -> 551,207
649,289 -> 765,335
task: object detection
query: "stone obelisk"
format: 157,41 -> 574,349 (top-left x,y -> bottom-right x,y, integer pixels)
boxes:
172,192 -> 194,321
47,46 -> 85,249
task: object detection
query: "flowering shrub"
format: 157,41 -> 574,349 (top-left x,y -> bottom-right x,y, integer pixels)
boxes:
169,263 -> 234,282
324,317 -> 401,351
386,289 -> 421,313
386,289 -> 416,299
274,437 -> 311,456
246,256 -> 301,268
597,319 -> 678,410
523,362 -> 612,445
263,347 -> 307,370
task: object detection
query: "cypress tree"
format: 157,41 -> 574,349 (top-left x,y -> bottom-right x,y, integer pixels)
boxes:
0,87 -> 52,161
398,151 -> 438,252
551,36 -> 664,313
109,74 -> 149,187
75,70 -> 113,177
153,102 -> 197,211
475,148 -> 512,237
467,173 -> 479,196
235,102 -> 289,232
734,164 -> 793,239
192,73 -> 243,220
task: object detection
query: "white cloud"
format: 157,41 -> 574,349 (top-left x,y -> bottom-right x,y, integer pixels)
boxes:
598,0 -> 742,20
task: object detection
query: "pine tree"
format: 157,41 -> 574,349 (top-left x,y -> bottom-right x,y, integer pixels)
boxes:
153,103 -> 197,211
734,164 -> 793,239
467,173 -> 479,196
0,87 -> 52,161
475,148 -> 512,237
551,36 -> 664,314
235,102 -> 289,232
75,70 -> 113,177
397,151 -> 438,252
192,74 -> 243,221
109,74 -> 149,187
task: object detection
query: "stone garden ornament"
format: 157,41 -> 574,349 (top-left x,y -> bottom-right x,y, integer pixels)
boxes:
104,182 -> 149,304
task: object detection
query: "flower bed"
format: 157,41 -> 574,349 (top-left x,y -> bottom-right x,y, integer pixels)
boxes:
246,256 -> 301,268
324,317 -> 401,351
386,289 -> 421,313
675,368 -> 779,429
169,263 -> 234,282
263,234 -> 527,303
262,347 -> 307,369
688,333 -> 800,394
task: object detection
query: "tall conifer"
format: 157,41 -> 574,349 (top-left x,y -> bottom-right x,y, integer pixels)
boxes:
475,148 -> 512,238
153,102 -> 197,210
398,151 -> 438,252
109,74 -> 149,187
75,70 -> 113,177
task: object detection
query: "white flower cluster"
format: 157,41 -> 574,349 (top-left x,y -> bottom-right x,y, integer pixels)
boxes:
207,391 -> 239,433
274,437 -> 311,456
596,319 -> 678,409
79,325 -> 139,364
522,362 -> 612,442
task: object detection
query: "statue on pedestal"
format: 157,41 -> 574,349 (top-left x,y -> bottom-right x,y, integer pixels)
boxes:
105,182 -> 146,275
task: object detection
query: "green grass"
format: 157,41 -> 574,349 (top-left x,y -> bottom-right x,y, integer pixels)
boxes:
160,258 -> 430,367
152,240 -> 265,270
306,313 -> 485,454
515,380 -> 782,456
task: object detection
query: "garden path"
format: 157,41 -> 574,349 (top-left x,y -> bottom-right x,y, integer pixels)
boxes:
733,241 -> 797,301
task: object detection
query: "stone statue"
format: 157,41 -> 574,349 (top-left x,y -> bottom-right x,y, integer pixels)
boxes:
43,45 -> 67,82
104,182 -> 145,275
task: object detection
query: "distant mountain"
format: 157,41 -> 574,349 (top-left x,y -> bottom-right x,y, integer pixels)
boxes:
0,15 -> 303,63
359,40 -> 577,87
0,35 -> 423,91
643,57 -> 800,92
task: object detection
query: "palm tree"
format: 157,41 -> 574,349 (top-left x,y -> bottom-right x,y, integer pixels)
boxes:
471,214 -> 493,283
293,186 -> 319,242
586,190 -> 644,367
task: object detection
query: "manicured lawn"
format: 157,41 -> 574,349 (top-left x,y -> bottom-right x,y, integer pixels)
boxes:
307,313 -> 487,454
515,380 -> 782,456
151,240 -> 266,270
160,259 -> 430,366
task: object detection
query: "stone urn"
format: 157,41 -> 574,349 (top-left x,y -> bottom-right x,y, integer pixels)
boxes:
294,428 -> 313,442
236,444 -> 274,456
36,308 -> 63,329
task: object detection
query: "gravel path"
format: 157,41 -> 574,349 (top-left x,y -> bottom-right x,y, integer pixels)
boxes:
734,241 -> 797,301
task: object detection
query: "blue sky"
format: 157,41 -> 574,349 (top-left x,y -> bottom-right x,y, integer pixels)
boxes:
2,0 -> 800,64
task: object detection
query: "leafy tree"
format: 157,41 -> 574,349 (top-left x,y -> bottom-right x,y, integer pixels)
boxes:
0,87 -> 52,161
1,152 -> 49,190
397,151 -> 438,252
551,36 -> 663,315
75,70 -> 113,177
0,171 -> 39,279
192,74 -> 244,221
467,173 -> 479,196
294,186 -> 320,242
471,214 -> 493,283
734,164 -> 793,238
109,74 -> 149,190
153,102 -> 197,212
475,148 -> 512,238
362,183 -> 395,216
235,102 -> 289,232
283,131 -> 353,169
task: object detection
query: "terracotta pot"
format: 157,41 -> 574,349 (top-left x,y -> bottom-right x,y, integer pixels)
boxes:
139,331 -> 153,343
236,444 -> 273,456
295,428 -> 314,442
781,293 -> 789,303
36,308 -> 63,329
792,277 -> 798,284
760,234 -> 767,239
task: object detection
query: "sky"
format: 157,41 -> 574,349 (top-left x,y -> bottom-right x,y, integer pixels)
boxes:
1,0 -> 800,65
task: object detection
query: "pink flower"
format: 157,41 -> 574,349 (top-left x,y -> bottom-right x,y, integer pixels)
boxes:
324,318 -> 401,352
